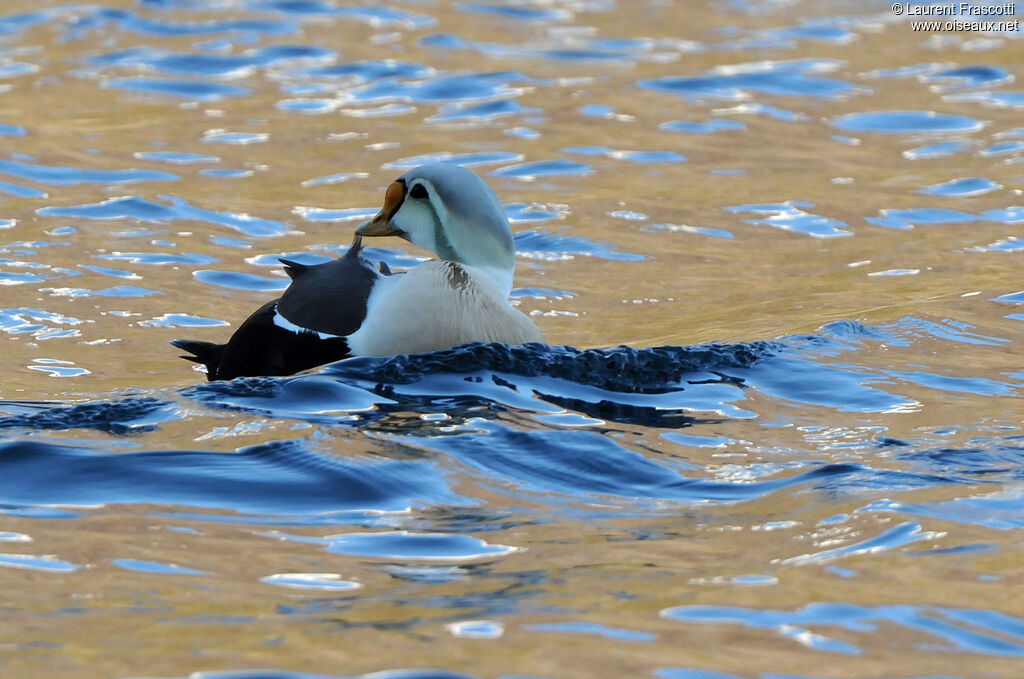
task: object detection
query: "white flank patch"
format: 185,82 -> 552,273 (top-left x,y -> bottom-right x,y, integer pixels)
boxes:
271,304 -> 342,340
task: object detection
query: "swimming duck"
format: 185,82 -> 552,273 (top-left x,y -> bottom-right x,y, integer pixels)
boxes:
172,163 -> 544,380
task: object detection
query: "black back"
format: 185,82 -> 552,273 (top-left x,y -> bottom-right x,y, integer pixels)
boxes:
276,237 -> 379,336
171,237 -> 381,381
212,300 -> 352,380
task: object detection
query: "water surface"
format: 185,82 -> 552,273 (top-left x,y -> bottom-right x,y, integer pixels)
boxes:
1,1 -> 1023,678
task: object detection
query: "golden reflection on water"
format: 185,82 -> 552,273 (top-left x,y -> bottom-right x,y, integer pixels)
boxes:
2,2 -> 1022,397
1,1 -> 1023,678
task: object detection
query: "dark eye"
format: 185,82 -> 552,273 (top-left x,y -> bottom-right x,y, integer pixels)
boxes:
409,183 -> 428,200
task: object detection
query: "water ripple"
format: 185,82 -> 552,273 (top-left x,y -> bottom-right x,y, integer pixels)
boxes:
192,269 -> 288,292
349,71 -> 529,106
37,196 -> 290,237
727,202 -> 851,238
947,90 -> 1024,109
261,572 -> 361,591
102,77 -> 252,101
272,530 -> 519,561
306,60 -> 432,82
94,251 -> 218,266
255,1 -> 436,29
0,396 -> 174,435
420,31 -> 664,64
662,602 -> 1024,657
0,158 -> 177,185
456,3 -> 572,23
112,558 -> 205,575
134,151 -> 220,165
93,44 -> 335,78
562,146 -> 686,164
0,438 -> 462,515
640,59 -> 863,101
427,99 -> 540,123
864,487 -> 1024,530
0,552 -> 80,573
491,160 -> 593,180
903,139 -> 972,159
920,65 -> 1013,91
513,229 -> 643,261
383,151 -> 523,170
660,119 -> 746,134
0,2 -> 1020,676
0,307 -> 82,339
87,7 -> 297,38
917,176 -> 1002,197
779,521 -> 938,565
832,110 -> 984,134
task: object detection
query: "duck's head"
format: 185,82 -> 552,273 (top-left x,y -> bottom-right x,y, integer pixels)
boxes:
357,163 -> 516,293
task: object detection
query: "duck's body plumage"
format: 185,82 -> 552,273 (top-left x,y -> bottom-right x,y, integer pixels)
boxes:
348,260 -> 542,356
172,163 -> 544,380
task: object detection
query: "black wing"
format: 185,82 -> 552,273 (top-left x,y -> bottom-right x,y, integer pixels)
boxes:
172,300 -> 352,381
171,237 -> 380,381
276,235 -> 380,337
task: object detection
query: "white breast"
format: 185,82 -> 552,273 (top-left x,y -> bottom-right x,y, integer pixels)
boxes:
346,260 -> 543,356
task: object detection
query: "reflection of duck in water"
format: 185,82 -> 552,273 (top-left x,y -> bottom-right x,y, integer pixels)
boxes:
172,163 -> 544,380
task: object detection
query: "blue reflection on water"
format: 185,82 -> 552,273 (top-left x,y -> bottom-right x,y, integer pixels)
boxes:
917,177 -> 1001,197
921,65 -> 1013,91
640,59 -> 862,101
135,670 -> 483,679
37,196 -> 289,236
112,558 -> 205,575
1,1 -> 1024,675
660,119 -> 746,134
102,77 -> 252,100
0,158 -> 177,185
832,110 -> 983,134
267,530 -> 518,561
492,160 -> 592,179
728,202 -> 851,238
523,621 -> 655,642
662,602 -> 1024,656
0,438 -> 461,515
0,321 -> 1019,518
0,552 -> 80,572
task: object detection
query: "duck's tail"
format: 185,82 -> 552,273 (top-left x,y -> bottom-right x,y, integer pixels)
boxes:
170,338 -> 224,381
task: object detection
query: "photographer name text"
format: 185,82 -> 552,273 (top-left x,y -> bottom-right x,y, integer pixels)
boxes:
895,2 -> 1014,15
892,3 -> 1020,31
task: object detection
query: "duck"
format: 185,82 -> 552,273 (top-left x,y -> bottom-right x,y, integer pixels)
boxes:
171,163 -> 544,380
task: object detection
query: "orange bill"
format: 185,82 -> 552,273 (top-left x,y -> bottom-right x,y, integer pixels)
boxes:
356,181 -> 405,236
